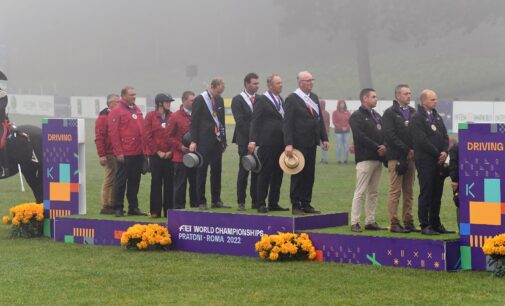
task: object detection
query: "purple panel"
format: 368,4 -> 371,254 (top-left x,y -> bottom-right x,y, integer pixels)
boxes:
309,233 -> 458,271
294,213 -> 348,230
167,210 -> 293,257
459,123 -> 505,270
445,240 -> 462,271
54,218 -> 165,246
42,119 -> 80,217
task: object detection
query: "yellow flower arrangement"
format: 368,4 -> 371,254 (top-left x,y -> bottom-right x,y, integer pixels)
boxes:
121,223 -> 172,251
255,232 -> 317,261
482,233 -> 505,277
2,203 -> 44,238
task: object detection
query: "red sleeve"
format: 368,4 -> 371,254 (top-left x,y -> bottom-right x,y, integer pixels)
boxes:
167,113 -> 183,153
108,108 -> 123,157
94,115 -> 107,157
143,112 -> 158,155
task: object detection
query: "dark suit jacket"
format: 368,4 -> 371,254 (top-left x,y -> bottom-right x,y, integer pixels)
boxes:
283,91 -> 328,148
190,92 -> 226,148
249,94 -> 284,147
410,105 -> 448,164
231,93 -> 254,147
349,106 -> 385,163
382,101 -> 416,161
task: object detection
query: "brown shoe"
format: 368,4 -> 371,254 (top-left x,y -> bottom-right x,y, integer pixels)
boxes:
303,206 -> 321,214
351,223 -> 363,232
404,223 -> 421,233
149,213 -> 160,219
390,223 -> 410,233
292,208 -> 305,215
100,207 -> 116,215
364,222 -> 385,231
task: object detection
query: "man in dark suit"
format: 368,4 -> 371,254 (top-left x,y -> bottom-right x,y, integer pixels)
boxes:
410,89 -> 454,235
249,74 -> 289,213
231,73 -> 259,211
189,78 -> 230,210
283,71 -> 329,215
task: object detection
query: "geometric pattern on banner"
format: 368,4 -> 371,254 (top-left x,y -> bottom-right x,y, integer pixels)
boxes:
459,123 -> 505,270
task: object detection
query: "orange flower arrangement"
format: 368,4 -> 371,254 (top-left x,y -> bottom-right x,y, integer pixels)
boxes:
255,232 -> 317,261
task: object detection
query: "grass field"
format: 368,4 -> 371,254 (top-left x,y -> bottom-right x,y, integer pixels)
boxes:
1,115 -> 505,305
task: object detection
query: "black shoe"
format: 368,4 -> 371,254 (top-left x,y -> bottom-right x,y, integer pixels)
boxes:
421,226 -> 441,235
115,209 -> 124,217
433,225 -> 456,234
100,207 -> 116,215
365,222 -> 385,231
238,203 -> 246,211
337,161 -> 342,164
292,208 -> 305,215
127,208 -> 147,216
390,223 -> 410,233
257,205 -> 268,213
351,223 -> 363,232
404,223 -> 421,233
303,205 -> 321,214
211,201 -> 231,208
268,204 -> 289,211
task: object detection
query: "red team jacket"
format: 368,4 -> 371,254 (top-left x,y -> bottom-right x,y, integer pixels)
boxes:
144,110 -> 172,156
166,107 -> 191,163
95,108 -> 113,157
108,99 -> 145,157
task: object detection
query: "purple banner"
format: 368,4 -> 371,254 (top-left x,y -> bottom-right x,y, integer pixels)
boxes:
459,123 -> 505,270
294,212 -> 348,230
309,233 -> 460,271
54,218 -> 165,246
42,119 -> 80,221
168,210 -> 295,256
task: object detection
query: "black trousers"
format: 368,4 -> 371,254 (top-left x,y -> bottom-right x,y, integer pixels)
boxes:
196,143 -> 222,204
236,145 -> 258,206
257,145 -> 284,207
416,160 -> 445,229
114,155 -> 143,212
290,146 -> 317,208
173,162 -> 197,209
149,155 -> 174,216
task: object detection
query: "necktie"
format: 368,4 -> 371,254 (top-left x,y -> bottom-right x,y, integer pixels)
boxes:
250,95 -> 254,105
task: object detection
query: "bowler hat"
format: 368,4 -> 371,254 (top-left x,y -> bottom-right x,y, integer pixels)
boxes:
279,149 -> 305,175
183,151 -> 204,168
241,146 -> 262,173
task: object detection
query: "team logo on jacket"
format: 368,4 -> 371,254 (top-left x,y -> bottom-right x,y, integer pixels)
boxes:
161,123 -> 166,128
132,114 -> 137,119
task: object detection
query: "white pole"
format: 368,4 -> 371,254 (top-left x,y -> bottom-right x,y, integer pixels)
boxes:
17,164 -> 25,192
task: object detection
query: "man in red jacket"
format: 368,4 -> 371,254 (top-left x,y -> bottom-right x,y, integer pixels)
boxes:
144,93 -> 174,218
167,90 -> 197,209
95,94 -> 119,214
108,86 -> 146,217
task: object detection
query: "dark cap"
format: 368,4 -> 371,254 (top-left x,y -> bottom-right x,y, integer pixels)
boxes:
155,93 -> 175,106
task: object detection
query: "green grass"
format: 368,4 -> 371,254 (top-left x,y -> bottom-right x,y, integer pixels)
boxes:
1,115 -> 504,305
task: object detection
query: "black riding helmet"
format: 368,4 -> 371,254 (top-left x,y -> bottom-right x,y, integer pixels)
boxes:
154,93 -> 174,107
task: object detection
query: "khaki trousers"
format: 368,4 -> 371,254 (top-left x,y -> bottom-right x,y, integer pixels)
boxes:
387,159 -> 415,225
101,155 -> 117,209
351,160 -> 382,225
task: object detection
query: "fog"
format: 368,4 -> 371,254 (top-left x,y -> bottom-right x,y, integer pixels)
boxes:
1,0 -> 505,101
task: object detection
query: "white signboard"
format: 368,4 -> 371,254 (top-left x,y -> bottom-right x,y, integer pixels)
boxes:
6,94 -> 55,116
70,96 -> 150,118
453,101 -> 494,132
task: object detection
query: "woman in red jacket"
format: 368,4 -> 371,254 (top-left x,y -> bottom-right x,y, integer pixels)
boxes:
144,93 -> 174,218
332,99 -> 351,164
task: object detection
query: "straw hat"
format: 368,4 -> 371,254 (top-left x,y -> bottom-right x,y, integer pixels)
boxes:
279,149 -> 305,175
241,146 -> 262,173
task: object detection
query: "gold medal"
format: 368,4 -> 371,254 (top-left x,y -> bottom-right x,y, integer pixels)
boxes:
431,124 -> 437,131
404,120 -> 409,127
212,112 -> 217,117
376,124 -> 382,130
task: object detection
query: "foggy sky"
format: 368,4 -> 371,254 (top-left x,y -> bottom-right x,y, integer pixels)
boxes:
1,0 -> 505,101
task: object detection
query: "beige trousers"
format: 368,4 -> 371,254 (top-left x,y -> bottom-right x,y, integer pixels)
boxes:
387,159 -> 415,225
101,155 -> 117,209
351,160 -> 382,225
